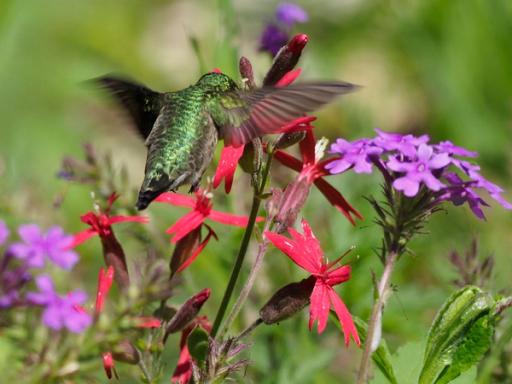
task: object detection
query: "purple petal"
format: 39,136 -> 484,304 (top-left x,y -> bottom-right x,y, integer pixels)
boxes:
325,158 -> 352,174
18,224 -> 42,243
417,144 -> 434,161
393,177 -> 420,197
34,274 -> 55,294
428,153 -> 451,169
259,24 -> 289,56
386,157 -> 414,173
42,304 -> 64,330
420,172 -> 445,191
64,310 -> 92,333
276,2 -> 308,25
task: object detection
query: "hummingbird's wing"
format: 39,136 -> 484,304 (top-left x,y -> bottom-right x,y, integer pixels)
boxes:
95,76 -> 164,139
212,81 -> 358,147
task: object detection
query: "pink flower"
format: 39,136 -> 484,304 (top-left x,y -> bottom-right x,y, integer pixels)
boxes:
102,352 -> 116,380
70,193 -> 148,247
265,219 -> 360,346
273,129 -> 362,225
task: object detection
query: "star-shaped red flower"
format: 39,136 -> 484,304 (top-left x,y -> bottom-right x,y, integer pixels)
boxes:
265,219 -> 360,346
70,193 -> 149,247
273,129 -> 363,225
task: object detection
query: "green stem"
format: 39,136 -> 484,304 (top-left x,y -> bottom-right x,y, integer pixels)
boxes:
211,194 -> 262,337
211,151 -> 273,338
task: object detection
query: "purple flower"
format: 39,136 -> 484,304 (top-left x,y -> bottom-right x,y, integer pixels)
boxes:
387,144 -> 451,197
27,275 -> 91,333
435,141 -> 478,158
0,220 -> 9,246
259,24 -> 289,56
442,173 -> 489,219
326,138 -> 383,174
9,224 -> 78,270
276,3 -> 308,25
472,174 -> 512,210
0,253 -> 32,308
374,129 -> 430,158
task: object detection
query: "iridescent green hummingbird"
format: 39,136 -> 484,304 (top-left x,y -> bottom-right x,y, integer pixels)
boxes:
98,72 -> 356,210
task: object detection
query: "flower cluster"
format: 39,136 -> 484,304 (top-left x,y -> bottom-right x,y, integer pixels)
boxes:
259,3 -> 308,56
327,129 -> 512,219
0,220 -> 92,332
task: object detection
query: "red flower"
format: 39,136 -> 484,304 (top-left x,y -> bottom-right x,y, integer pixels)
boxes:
70,193 -> 148,247
273,129 -> 362,225
265,219 -> 360,346
172,316 -> 212,384
95,266 -> 114,315
156,190 -> 262,272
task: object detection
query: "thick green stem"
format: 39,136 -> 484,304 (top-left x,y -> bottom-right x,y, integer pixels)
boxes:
211,195 -> 262,337
211,152 -> 273,338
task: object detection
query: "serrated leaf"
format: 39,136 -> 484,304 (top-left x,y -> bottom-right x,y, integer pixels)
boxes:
419,286 -> 495,384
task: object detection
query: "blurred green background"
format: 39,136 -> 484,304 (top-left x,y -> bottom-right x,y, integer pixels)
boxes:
0,0 -> 511,382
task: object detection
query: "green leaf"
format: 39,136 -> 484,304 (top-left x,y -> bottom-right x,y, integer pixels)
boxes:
419,286 -> 495,384
332,314 -> 398,384
187,328 -> 210,364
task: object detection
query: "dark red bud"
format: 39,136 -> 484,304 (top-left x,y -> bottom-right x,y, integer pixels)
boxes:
164,288 -> 211,340
263,34 -> 309,86
259,277 -> 315,324
239,57 -> 256,89
170,227 -> 201,277
100,232 -> 130,290
288,34 -> 308,53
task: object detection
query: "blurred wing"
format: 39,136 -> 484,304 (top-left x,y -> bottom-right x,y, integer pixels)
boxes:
95,76 -> 165,140
215,82 -> 358,147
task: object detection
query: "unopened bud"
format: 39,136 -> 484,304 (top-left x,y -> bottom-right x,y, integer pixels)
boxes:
165,288 -> 211,339
260,277 -> 314,324
263,34 -> 309,86
239,56 -> 256,89
112,340 -> 139,364
275,178 -> 312,232
170,227 -> 201,277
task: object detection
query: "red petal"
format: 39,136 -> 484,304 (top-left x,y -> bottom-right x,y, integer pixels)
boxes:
265,231 -> 318,274
309,279 -> 330,333
325,265 -> 351,286
136,316 -> 162,328
208,209 -> 260,227
106,192 -> 120,214
287,225 -> 323,271
299,128 -> 316,165
314,177 -> 363,225
155,192 -> 196,208
213,145 -> 245,193
211,68 -> 222,73
69,228 -> 97,248
328,287 -> 360,346
171,342 -> 192,384
274,150 -> 304,172
278,116 -> 316,134
176,227 -> 216,273
108,215 -> 149,225
95,266 -> 114,314
276,68 -> 302,87
167,211 -> 206,243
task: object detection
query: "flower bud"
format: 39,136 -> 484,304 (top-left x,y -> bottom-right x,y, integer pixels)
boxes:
239,56 -> 256,89
259,277 -> 314,324
263,34 -> 309,86
170,227 -> 201,277
165,288 -> 211,340
112,340 -> 139,364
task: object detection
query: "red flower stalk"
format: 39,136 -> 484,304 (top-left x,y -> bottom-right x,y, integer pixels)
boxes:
172,316 -> 212,384
265,219 -> 360,346
70,193 -> 148,288
95,266 -> 114,315
273,129 -> 362,225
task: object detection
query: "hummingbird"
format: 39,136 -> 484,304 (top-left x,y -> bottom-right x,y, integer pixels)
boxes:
97,72 -> 357,210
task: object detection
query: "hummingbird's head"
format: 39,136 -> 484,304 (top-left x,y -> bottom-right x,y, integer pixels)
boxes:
196,72 -> 238,93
